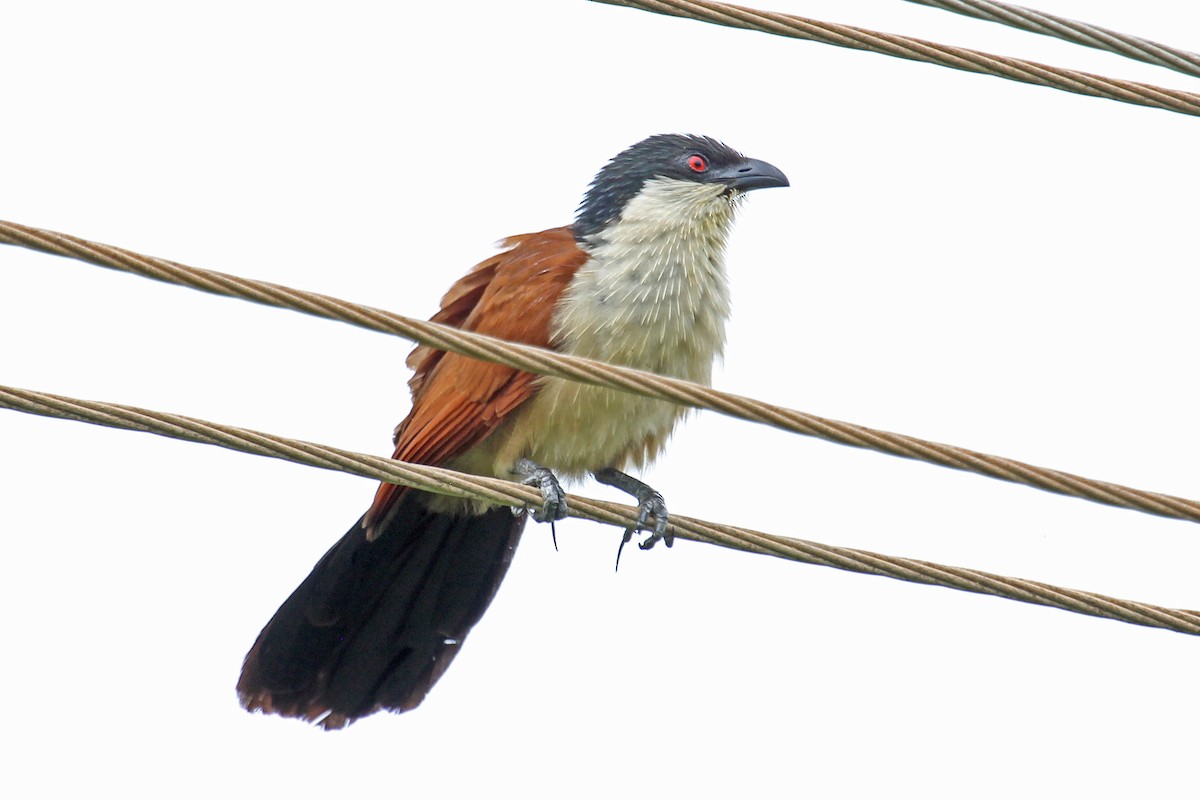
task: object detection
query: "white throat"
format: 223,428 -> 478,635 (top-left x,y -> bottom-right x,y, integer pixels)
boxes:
554,177 -> 739,381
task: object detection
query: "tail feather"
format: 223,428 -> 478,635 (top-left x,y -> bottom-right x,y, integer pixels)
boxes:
238,491 -> 525,728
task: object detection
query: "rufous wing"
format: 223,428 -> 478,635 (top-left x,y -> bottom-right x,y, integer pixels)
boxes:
364,226 -> 586,531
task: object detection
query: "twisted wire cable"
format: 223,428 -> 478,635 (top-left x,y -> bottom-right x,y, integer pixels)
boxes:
3,218 -> 1200,527
589,0 -> 1200,117
4,383 -> 1198,636
905,0 -> 1200,78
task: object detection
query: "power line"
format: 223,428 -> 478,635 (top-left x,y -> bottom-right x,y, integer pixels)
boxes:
3,218 -> 1198,527
905,0 -> 1200,78
590,0 -> 1200,116
5,382 -> 1198,636
2,221 -> 1200,527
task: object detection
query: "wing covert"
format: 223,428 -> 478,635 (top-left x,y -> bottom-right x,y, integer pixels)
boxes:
365,226 -> 586,529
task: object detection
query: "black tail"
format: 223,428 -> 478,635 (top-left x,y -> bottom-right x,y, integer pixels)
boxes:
238,491 -> 525,729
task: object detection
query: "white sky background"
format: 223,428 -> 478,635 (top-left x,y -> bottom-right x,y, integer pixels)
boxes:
2,1 -> 1198,796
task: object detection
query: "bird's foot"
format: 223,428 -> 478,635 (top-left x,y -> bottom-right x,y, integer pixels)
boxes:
593,468 -> 672,570
514,458 -> 569,524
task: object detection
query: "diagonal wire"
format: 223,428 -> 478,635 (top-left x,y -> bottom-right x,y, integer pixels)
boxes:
3,382 -> 1199,637
904,0 -> 1200,79
588,0 -> 1200,117
3,217 -> 1200,527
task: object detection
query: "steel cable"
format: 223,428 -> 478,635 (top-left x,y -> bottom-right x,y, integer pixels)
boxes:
589,0 -> 1200,117
4,383 -> 1198,636
905,0 -> 1200,79
3,218 -> 1200,527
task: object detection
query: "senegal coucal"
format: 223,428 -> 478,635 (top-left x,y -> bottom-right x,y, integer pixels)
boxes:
237,134 -> 789,728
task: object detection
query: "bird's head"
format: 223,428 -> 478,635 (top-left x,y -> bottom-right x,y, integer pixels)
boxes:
574,134 -> 788,244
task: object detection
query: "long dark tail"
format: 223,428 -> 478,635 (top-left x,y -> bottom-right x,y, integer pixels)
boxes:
238,491 -> 525,729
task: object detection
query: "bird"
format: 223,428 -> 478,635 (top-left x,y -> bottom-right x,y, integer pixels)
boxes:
237,133 -> 788,728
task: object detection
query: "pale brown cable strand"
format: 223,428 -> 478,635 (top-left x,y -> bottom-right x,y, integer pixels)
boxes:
4,383 -> 1198,636
4,218 -> 1200,527
589,0 -> 1200,116
906,0 -> 1200,78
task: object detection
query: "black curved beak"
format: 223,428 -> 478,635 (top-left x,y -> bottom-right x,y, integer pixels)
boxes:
709,157 -> 789,192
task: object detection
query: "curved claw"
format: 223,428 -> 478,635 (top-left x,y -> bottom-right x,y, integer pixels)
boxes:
594,467 -> 676,571
515,460 -> 569,524
614,492 -> 671,571
633,491 -> 671,550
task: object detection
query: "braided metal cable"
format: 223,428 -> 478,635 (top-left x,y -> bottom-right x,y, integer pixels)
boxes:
4,383 -> 1198,636
589,0 -> 1200,117
906,0 -> 1200,78
3,218 -> 1200,527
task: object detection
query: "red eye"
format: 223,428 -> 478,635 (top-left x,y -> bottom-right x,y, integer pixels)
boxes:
687,154 -> 708,173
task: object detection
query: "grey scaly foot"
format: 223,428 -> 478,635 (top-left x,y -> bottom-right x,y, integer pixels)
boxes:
514,458 -> 569,524
593,467 -> 671,570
